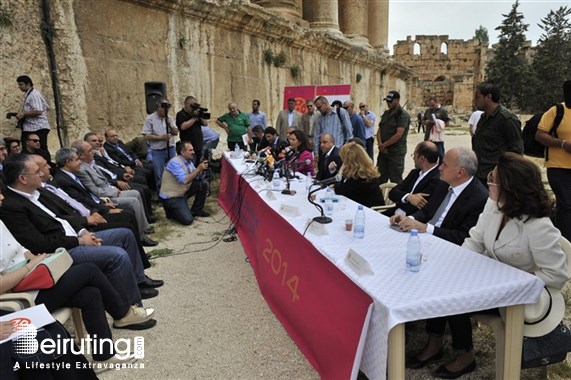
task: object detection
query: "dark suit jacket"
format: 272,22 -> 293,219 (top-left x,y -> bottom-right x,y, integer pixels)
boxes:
52,169 -> 109,215
387,166 -> 440,216
104,140 -> 138,167
411,178 -> 488,246
316,147 -> 343,181
334,177 -> 384,208
0,188 -> 80,253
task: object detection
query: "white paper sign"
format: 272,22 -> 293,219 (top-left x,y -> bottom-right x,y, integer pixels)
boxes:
241,133 -> 249,146
0,304 -> 56,344
265,190 -> 277,200
304,218 -> 328,236
279,203 -> 301,217
345,248 -> 374,276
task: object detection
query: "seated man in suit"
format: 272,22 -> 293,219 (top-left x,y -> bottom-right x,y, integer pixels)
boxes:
385,141 -> 441,217
316,133 -> 342,181
390,147 -> 488,246
263,127 -> 289,155
249,125 -> 267,152
0,154 -> 161,306
85,133 -> 155,222
71,141 -> 156,246
103,128 -> 155,188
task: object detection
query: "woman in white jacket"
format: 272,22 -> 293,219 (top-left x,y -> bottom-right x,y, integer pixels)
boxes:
408,152 -> 569,379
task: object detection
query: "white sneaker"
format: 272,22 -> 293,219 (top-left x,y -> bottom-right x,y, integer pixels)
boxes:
93,353 -> 138,374
113,305 -> 154,328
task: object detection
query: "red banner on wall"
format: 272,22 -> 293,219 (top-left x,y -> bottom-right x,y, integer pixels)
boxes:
282,85 -> 352,114
219,157 -> 372,380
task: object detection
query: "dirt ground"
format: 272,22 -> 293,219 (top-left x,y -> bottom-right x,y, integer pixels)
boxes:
97,124 -> 570,380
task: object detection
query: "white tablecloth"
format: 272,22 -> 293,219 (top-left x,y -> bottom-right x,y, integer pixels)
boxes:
227,154 -> 544,379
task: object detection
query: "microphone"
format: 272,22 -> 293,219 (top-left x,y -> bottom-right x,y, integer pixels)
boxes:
313,174 -> 342,188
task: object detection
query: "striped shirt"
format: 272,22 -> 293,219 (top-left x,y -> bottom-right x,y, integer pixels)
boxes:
22,88 -> 51,132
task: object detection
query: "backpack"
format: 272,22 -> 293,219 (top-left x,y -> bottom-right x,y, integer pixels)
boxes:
522,103 -> 564,159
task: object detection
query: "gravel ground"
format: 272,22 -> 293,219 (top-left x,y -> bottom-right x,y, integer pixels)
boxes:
96,125 -> 570,379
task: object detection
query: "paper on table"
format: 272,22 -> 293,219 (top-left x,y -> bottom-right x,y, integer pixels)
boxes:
0,304 -> 56,344
241,133 -> 249,146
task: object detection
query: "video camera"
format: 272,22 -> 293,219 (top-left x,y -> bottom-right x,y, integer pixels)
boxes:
191,103 -> 211,120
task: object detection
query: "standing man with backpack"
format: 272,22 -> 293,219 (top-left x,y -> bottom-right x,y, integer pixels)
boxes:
535,80 -> 571,242
472,82 -> 523,186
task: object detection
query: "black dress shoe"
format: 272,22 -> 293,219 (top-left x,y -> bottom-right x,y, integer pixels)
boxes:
192,210 -> 210,217
144,226 -> 155,234
434,361 -> 476,379
147,215 -> 158,224
141,236 -> 158,247
113,318 -> 157,331
139,275 -> 164,288
139,287 -> 159,299
406,348 -> 444,369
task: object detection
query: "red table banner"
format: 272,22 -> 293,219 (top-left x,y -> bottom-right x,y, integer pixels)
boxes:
219,157 -> 372,379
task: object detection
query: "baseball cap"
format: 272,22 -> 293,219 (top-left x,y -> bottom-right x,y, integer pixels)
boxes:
383,91 -> 400,102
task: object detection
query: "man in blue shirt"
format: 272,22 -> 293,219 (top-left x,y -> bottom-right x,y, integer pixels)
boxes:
247,99 -> 267,130
342,100 -> 367,143
312,96 -> 353,156
159,141 -> 209,225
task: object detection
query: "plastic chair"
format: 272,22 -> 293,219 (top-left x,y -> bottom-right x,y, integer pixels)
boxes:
0,292 -> 86,342
472,236 -> 571,379
371,182 -> 397,213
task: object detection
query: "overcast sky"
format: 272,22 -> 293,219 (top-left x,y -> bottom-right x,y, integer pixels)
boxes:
388,0 -> 570,53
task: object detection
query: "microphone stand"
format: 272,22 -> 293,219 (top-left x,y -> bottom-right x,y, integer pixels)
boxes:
308,184 -> 332,224
281,161 -> 294,195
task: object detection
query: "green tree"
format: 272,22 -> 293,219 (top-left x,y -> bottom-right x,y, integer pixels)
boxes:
485,0 -> 533,110
474,25 -> 489,44
529,6 -> 571,111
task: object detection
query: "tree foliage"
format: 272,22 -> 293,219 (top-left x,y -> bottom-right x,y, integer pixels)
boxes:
474,25 -> 489,44
485,0 -> 533,110
529,6 -> 571,112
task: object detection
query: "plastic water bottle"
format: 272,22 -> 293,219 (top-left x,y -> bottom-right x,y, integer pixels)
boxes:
305,172 -> 312,193
324,188 -> 333,216
406,229 -> 422,272
272,170 -> 280,190
353,205 -> 365,239
234,144 -> 241,158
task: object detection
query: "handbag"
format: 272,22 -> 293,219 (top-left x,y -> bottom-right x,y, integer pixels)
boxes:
8,248 -> 73,292
522,323 -> 571,368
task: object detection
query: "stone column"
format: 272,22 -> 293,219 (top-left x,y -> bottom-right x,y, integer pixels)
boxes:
303,0 -> 342,36
253,0 -> 302,19
339,0 -> 370,46
368,0 -> 389,52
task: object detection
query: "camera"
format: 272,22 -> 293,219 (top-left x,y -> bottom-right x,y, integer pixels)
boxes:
191,103 -> 211,120
160,102 -> 171,110
6,112 -> 18,119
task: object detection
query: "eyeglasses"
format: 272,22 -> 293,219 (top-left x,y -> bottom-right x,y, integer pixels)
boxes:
343,106 -> 350,110
27,139 -> 40,143
487,171 -> 498,187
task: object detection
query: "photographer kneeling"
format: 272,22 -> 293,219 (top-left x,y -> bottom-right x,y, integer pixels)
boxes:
159,141 -> 210,225
176,96 -> 210,167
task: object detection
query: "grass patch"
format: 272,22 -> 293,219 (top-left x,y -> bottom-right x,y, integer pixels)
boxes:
146,247 -> 174,258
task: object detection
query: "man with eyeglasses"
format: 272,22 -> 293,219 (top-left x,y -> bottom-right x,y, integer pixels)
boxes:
22,132 -> 55,171
312,96 -> 353,158
359,102 -> 377,160
377,91 -> 410,184
301,99 -> 319,139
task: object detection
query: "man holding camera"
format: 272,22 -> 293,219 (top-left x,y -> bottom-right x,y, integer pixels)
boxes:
142,99 -> 179,193
176,96 -> 209,166
159,141 -> 209,225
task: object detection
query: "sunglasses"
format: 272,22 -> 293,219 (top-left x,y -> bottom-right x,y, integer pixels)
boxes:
359,105 -> 366,109
487,171 -> 498,187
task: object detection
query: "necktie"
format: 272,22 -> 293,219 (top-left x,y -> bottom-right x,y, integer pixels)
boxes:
73,176 -> 101,204
116,145 -> 134,161
44,183 -> 91,217
429,187 -> 454,226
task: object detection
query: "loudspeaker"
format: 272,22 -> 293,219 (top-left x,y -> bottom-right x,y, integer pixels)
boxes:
144,81 -> 167,114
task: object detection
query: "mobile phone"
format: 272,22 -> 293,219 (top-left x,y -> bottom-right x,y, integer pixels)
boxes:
390,223 -> 404,232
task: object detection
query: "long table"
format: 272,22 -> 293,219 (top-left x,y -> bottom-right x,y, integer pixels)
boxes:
218,154 -> 544,380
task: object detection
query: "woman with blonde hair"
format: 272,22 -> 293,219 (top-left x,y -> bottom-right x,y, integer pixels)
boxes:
334,142 -> 384,207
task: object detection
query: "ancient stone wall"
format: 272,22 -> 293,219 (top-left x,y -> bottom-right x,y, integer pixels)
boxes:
0,0 -> 411,148
393,35 -> 488,113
